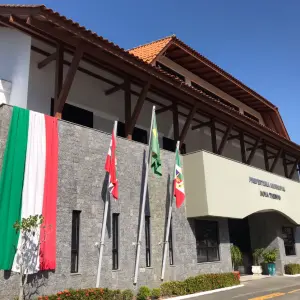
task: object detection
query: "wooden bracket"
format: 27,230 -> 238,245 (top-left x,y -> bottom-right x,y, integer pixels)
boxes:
217,124 -> 232,155
270,148 -> 282,172
179,103 -> 197,147
246,137 -> 261,165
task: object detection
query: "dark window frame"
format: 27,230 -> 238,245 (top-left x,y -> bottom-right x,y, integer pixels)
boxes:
112,213 -> 119,270
145,216 -> 151,267
156,62 -> 185,82
71,210 -> 81,273
191,82 -> 239,111
169,219 -> 174,265
195,220 -> 220,263
162,136 -> 186,154
282,226 -> 296,256
117,121 -> 148,144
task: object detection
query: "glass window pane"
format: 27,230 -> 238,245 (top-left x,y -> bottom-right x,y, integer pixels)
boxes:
197,247 -> 208,263
208,247 -> 219,261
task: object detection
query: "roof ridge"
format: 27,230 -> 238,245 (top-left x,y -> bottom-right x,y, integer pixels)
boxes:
127,34 -> 175,51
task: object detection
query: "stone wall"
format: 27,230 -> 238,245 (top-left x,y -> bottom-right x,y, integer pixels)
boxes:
0,105 -> 232,299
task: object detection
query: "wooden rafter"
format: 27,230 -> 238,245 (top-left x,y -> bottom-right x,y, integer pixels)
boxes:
289,158 -> 299,179
38,51 -> 57,69
172,102 -> 179,141
210,119 -> 217,153
240,132 -> 247,163
179,103 -> 197,147
269,148 -> 282,172
192,121 -> 212,130
156,104 -> 172,114
54,43 -> 64,116
124,78 -> 131,137
126,79 -> 152,138
55,43 -> 84,117
282,152 -> 289,178
263,143 -> 270,171
105,82 -> 125,96
217,124 -> 232,155
246,137 -> 261,165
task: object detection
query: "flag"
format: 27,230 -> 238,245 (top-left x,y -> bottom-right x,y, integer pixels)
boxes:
150,111 -> 162,176
105,123 -> 118,199
0,107 -> 58,273
174,146 -> 185,208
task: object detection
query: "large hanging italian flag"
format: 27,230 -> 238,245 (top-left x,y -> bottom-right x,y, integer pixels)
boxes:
0,107 -> 58,274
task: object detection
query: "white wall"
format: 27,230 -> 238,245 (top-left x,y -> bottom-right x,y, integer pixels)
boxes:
0,28 -> 31,108
159,56 -> 264,124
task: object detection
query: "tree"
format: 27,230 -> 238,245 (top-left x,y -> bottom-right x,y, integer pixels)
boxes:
13,215 -> 49,300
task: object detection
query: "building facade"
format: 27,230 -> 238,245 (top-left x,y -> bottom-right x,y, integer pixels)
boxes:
0,4 -> 300,299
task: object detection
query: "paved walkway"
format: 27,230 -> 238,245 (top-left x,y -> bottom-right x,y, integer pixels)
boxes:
196,276 -> 300,300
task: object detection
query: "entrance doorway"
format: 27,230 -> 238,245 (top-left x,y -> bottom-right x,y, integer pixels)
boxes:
228,217 -> 252,274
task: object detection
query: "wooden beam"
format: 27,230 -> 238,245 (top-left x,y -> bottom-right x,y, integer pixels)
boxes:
217,124 -> 232,155
124,79 -> 131,137
282,152 -> 289,178
179,103 -> 197,147
289,158 -> 299,179
270,148 -> 282,172
54,44 -> 64,117
227,134 -> 240,141
263,143 -> 270,171
211,119 -> 217,153
55,44 -> 84,116
240,132 -> 247,163
246,137 -> 261,165
156,104 -> 173,114
172,102 -> 179,141
38,51 -> 57,69
126,80 -> 152,138
192,121 -> 212,130
105,82 -> 124,96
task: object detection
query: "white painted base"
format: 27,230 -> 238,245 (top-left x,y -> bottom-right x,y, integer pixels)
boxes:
283,273 -> 300,277
163,284 -> 244,300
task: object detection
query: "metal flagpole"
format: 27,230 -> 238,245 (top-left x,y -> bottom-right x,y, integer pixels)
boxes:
96,121 -> 118,288
161,141 -> 180,281
133,106 -> 155,285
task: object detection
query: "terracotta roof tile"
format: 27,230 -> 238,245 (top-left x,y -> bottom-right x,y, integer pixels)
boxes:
128,36 -> 174,63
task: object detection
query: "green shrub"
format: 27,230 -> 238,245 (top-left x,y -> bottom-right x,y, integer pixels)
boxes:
160,273 -> 239,297
151,288 -> 161,299
285,264 -> 300,275
137,286 -> 151,300
122,289 -> 134,300
262,248 -> 279,263
38,288 -> 133,300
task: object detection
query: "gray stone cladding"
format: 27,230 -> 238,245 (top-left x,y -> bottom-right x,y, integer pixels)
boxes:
0,105 -> 232,299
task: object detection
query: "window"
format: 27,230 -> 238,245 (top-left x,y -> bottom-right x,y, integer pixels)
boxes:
71,210 -> 81,273
163,137 -> 186,154
145,216 -> 151,267
282,227 -> 296,256
244,111 -> 260,123
156,62 -> 185,82
195,220 -> 220,263
117,122 -> 148,144
191,82 -> 239,111
169,220 -> 174,265
112,213 -> 119,270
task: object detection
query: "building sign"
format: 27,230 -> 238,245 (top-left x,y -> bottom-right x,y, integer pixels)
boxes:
249,177 -> 285,200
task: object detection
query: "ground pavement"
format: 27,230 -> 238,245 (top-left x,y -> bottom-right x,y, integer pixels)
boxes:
196,276 -> 300,300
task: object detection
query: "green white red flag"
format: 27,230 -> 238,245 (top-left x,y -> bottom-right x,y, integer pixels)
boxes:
105,124 -> 118,199
174,146 -> 185,208
0,107 -> 58,273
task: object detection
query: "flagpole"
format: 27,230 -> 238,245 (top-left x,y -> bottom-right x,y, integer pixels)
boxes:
161,141 -> 180,281
96,120 -> 118,288
133,106 -> 155,285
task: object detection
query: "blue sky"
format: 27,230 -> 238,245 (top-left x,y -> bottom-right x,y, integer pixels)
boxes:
5,0 -> 300,143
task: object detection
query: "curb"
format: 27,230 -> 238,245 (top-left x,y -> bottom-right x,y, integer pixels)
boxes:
163,284 -> 244,300
283,274 -> 300,277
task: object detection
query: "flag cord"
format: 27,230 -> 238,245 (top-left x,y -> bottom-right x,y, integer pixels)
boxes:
96,121 -> 118,288
133,106 -> 155,285
161,141 -> 180,281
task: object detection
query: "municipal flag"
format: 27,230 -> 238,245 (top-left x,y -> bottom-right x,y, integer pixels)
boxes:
105,124 -> 118,199
174,147 -> 185,208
